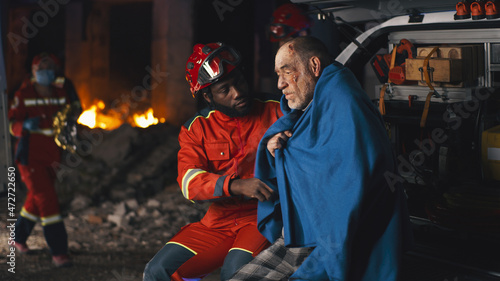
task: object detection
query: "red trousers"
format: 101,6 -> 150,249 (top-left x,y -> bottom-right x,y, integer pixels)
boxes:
169,220 -> 270,280
18,163 -> 62,225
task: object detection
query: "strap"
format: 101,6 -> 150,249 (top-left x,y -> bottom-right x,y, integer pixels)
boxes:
389,44 -> 398,78
420,92 -> 433,128
420,46 -> 439,128
378,45 -> 398,116
379,84 -> 387,115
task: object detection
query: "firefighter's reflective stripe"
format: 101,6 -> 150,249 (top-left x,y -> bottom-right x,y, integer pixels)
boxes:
41,214 -> 63,226
165,241 -> 198,255
181,168 -> 206,199
20,207 -> 40,222
9,121 -> 16,136
9,121 -> 54,136
54,77 -> 65,87
186,110 -> 216,131
229,247 -> 253,255
33,128 -> 55,136
23,97 -> 66,107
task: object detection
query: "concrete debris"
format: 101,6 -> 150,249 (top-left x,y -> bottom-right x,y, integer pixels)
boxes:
147,199 -> 161,209
55,123 -> 180,205
151,209 -> 162,218
90,124 -> 139,167
137,207 -> 148,217
125,198 -> 139,210
68,241 -> 82,251
114,202 -> 127,216
107,214 -> 126,228
38,123 -> 212,253
70,194 -> 92,211
86,214 -> 103,225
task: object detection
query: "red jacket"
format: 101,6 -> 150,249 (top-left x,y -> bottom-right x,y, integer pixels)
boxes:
9,82 -> 72,166
177,97 -> 282,228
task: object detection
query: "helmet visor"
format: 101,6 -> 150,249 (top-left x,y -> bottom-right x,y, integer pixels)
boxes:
197,46 -> 241,87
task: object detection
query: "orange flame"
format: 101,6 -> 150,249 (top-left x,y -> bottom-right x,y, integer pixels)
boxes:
77,104 -> 99,129
133,108 -> 159,128
77,100 -> 161,130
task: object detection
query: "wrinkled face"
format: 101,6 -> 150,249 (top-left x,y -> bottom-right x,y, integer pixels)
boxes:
275,44 -> 316,110
204,69 -> 252,117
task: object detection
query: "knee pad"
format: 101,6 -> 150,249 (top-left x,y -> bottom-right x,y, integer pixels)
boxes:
143,243 -> 196,281
220,249 -> 253,280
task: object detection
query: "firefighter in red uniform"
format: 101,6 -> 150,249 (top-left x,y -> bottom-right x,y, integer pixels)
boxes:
269,3 -> 312,46
143,43 -> 282,281
9,53 -> 78,267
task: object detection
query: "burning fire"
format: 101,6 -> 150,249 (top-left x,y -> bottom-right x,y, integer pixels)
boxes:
133,108 -> 159,128
77,100 -> 161,130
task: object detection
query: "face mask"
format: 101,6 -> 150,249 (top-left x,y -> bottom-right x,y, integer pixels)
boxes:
35,69 -> 55,86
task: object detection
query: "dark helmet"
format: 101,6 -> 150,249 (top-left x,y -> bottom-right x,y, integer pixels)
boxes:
185,42 -> 241,97
269,4 -> 312,42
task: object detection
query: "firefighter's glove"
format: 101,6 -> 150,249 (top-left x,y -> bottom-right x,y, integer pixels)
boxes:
23,117 -> 41,132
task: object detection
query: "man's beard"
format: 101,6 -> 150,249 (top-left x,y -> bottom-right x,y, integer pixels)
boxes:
211,99 -> 253,118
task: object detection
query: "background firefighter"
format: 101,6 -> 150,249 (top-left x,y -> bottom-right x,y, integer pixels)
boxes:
8,52 -> 80,268
268,3 -> 312,46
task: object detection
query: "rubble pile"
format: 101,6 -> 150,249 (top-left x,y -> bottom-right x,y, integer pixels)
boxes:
0,122 -> 212,280
65,184 -> 208,252
53,122 -> 209,251
55,122 -> 180,204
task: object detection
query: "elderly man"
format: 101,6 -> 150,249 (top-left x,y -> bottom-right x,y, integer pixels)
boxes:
230,36 -> 412,281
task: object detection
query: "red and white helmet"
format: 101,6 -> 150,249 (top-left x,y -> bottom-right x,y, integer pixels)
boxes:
32,52 -> 61,69
269,4 -> 312,42
185,42 -> 241,97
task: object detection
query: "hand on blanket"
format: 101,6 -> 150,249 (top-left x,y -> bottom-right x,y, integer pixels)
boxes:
267,130 -> 292,157
229,178 -> 274,201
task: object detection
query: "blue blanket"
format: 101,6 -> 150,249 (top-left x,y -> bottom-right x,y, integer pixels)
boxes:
255,63 -> 412,280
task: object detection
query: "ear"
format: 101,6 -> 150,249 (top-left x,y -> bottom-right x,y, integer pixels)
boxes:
309,56 -> 321,78
202,91 -> 211,103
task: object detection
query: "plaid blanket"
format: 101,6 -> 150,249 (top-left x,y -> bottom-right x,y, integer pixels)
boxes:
229,237 -> 313,281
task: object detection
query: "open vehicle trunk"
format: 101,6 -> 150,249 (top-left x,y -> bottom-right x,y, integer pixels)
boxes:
294,1 -> 500,279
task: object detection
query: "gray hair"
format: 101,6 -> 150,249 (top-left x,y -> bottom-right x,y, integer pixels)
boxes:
287,36 -> 333,69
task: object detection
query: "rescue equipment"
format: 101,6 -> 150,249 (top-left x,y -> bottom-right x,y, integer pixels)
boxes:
371,39 -> 415,84
406,57 -> 463,83
372,52 -> 392,83
375,39 -> 415,115
455,1 -> 471,19
419,46 -> 440,128
486,0 -> 499,19
406,45 -> 483,88
53,103 -> 80,154
389,49 -> 412,85
377,45 -> 397,115
471,0 -> 486,20
482,125 -> 500,181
